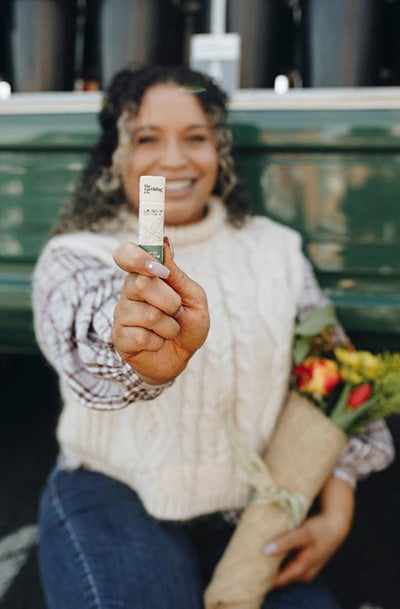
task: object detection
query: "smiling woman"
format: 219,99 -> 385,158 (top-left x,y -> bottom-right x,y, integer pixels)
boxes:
33,65 -> 394,609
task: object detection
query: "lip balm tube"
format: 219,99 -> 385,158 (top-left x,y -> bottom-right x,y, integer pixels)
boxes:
138,175 -> 166,263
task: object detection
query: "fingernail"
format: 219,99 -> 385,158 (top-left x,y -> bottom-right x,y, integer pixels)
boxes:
145,260 -> 170,279
174,306 -> 184,320
164,235 -> 174,258
262,542 -> 278,556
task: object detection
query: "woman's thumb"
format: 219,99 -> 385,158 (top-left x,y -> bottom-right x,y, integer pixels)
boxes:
162,236 -> 203,304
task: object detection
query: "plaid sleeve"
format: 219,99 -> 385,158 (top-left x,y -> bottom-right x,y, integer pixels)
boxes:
32,247 -> 171,410
333,420 -> 395,487
298,256 -> 395,487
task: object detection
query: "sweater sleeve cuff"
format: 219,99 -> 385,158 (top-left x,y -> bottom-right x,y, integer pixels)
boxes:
139,378 -> 175,391
332,466 -> 357,489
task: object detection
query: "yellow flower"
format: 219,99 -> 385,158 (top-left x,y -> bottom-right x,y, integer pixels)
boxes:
335,348 -> 381,382
340,367 -> 363,384
335,348 -> 361,370
359,351 -> 381,380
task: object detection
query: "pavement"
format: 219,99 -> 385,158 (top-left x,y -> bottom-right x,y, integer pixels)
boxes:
0,353 -> 399,609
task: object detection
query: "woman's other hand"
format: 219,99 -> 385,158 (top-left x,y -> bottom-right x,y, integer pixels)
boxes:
112,237 -> 210,385
263,477 -> 355,588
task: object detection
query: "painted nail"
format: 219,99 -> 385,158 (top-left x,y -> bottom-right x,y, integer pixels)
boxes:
145,260 -> 170,279
164,235 -> 174,258
262,542 -> 278,556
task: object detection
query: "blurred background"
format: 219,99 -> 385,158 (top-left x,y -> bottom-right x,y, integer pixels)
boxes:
1,0 -> 400,92
0,1 -> 399,608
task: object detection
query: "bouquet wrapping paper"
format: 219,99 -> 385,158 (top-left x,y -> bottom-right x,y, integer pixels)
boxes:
204,392 -> 347,609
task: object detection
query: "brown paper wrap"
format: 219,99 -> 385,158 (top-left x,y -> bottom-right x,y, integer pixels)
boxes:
204,392 -> 347,609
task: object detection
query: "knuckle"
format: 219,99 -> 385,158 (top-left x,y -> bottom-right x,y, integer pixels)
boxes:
111,324 -> 124,348
113,242 -> 128,263
114,298 -> 129,323
133,327 -> 148,349
152,334 -> 165,350
122,273 -> 136,296
113,301 -> 122,322
146,306 -> 162,328
170,321 -> 180,338
111,324 -> 118,345
134,273 -> 150,296
171,295 -> 183,316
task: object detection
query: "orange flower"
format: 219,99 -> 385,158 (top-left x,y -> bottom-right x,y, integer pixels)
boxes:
294,357 -> 342,396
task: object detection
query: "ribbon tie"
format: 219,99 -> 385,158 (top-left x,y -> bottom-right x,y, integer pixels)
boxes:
224,409 -> 306,529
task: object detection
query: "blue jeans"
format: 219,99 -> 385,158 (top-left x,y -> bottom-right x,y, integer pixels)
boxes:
38,467 -> 342,609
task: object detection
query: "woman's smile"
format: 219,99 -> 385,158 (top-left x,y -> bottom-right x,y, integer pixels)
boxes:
165,178 -> 197,197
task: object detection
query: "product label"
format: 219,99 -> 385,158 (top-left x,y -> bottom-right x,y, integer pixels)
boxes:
143,184 -> 163,196
138,201 -> 164,263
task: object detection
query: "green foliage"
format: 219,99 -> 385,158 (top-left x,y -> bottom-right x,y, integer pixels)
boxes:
371,353 -> 400,419
292,304 -> 337,364
294,304 -> 336,337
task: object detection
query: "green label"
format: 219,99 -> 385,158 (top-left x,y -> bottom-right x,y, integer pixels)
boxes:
139,244 -> 163,264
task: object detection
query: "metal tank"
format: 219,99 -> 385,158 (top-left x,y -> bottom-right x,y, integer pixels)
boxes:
302,0 -> 381,87
99,0 -> 159,88
11,0 -> 77,92
227,0 -> 294,88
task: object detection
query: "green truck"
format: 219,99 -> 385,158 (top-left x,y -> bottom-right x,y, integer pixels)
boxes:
1,89 -> 399,353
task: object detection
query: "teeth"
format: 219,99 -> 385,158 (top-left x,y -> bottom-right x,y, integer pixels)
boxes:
166,180 -> 193,192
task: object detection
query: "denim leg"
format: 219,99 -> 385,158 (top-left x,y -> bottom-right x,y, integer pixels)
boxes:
261,577 -> 343,609
38,466 -> 203,609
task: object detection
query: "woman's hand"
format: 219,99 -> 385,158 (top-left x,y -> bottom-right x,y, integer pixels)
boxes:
112,237 -> 210,385
263,477 -> 355,588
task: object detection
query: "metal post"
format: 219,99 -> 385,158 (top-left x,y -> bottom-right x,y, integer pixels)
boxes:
210,0 -> 227,35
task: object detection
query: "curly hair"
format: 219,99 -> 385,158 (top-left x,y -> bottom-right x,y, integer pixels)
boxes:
53,65 -> 250,235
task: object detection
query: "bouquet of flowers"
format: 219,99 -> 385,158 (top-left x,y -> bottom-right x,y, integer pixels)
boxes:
204,305 -> 400,609
291,304 -> 400,435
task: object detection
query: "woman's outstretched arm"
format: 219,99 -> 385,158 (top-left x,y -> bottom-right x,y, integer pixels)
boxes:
33,246 -> 171,409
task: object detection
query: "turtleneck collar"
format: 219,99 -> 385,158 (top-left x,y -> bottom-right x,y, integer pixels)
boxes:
110,197 -> 227,248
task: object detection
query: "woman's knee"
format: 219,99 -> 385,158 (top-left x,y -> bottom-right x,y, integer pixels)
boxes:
38,468 -> 204,609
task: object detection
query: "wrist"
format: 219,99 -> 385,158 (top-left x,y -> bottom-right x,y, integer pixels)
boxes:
319,476 -> 355,535
323,507 -> 352,540
136,373 -> 171,386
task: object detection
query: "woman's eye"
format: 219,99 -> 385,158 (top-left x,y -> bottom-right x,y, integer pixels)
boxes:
137,136 -> 157,144
187,135 -> 206,142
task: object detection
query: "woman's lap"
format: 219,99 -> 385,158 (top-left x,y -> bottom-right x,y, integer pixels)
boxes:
38,467 -> 341,609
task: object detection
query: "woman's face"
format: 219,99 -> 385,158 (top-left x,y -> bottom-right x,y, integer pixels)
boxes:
121,84 -> 219,225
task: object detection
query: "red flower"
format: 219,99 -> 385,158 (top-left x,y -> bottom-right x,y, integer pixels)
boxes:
347,384 -> 372,409
294,357 -> 342,396
294,364 -> 312,390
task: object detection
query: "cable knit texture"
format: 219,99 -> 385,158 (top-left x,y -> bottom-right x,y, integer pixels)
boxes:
38,199 -> 304,520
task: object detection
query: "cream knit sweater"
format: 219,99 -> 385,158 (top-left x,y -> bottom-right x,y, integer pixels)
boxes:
40,199 -> 304,520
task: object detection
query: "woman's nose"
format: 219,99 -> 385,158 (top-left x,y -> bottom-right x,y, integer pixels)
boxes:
159,137 -> 188,168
